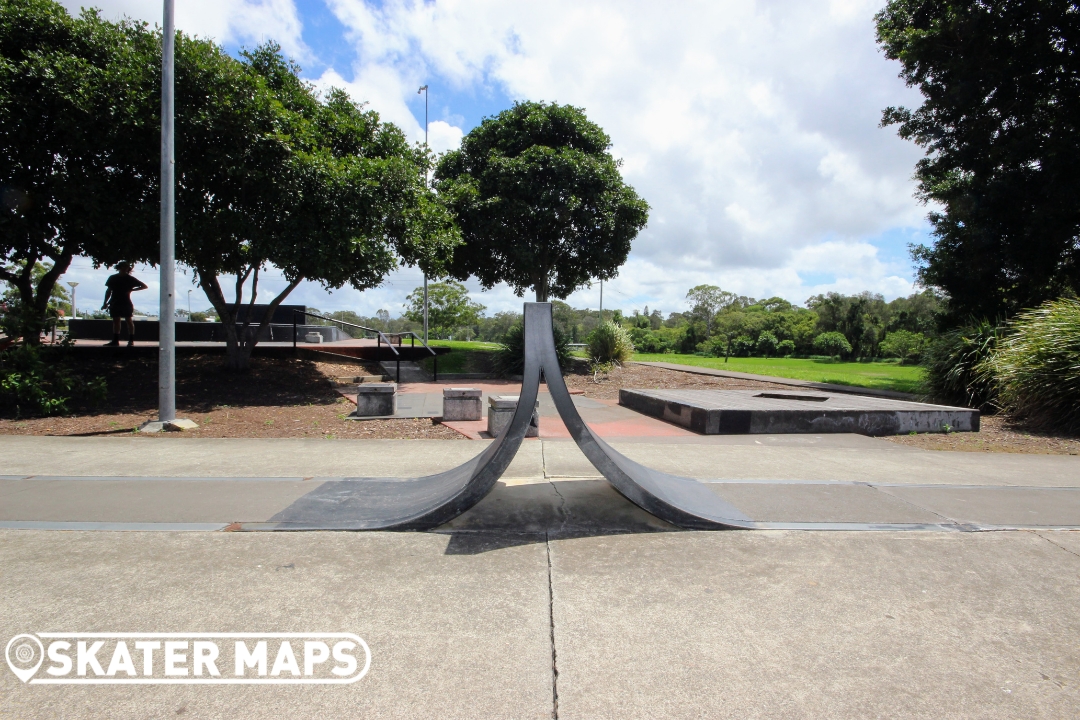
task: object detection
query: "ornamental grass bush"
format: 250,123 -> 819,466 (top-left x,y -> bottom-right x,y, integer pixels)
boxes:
495,322 -> 572,377
587,321 -> 634,364
980,298 -> 1080,433
921,320 -> 1001,409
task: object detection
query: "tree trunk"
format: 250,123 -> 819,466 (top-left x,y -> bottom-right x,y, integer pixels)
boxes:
1,250 -> 73,346
196,265 -> 301,371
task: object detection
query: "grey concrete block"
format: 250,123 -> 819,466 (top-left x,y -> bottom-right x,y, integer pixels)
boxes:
354,383 -> 396,417
487,395 -> 539,438
304,332 -> 323,343
442,387 -> 482,421
619,388 -> 979,436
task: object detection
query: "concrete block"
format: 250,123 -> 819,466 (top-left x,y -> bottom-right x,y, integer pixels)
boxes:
487,395 -> 539,438
619,388 -> 979,436
442,387 -> 482,421
353,383 -> 396,417
304,332 -> 323,343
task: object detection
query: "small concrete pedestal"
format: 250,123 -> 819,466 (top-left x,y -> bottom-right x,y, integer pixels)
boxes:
442,388 -> 482,421
487,395 -> 539,438
139,418 -> 200,433
304,332 -> 323,344
353,383 -> 396,417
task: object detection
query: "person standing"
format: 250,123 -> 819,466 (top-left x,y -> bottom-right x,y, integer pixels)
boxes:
102,262 -> 147,347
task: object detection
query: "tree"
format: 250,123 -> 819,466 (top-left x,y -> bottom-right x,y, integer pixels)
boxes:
686,285 -> 731,336
434,101 -> 649,301
0,0 -> 159,343
756,331 -> 779,358
814,331 -> 852,358
173,43 -> 458,369
404,280 -> 485,339
877,0 -> 1080,322
879,329 -> 927,364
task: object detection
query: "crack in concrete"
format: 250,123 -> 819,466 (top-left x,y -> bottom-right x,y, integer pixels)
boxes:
1033,530 -> 1080,559
545,532 -> 559,720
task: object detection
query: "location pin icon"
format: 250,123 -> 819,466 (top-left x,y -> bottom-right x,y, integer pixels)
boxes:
5,634 -> 44,683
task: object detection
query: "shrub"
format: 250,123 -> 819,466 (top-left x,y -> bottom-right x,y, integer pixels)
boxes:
731,335 -> 755,357
879,330 -> 927,364
0,344 -> 106,417
587,321 -> 635,364
756,331 -> 779,357
628,327 -> 672,353
777,339 -> 796,357
921,321 -> 1000,409
495,323 -> 572,377
813,331 -> 852,358
981,298 -> 1080,433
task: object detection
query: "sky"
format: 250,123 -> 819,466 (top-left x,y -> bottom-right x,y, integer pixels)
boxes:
56,0 -> 931,319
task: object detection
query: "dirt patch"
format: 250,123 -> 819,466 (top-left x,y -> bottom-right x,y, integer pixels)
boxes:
883,415 -> 1080,455
563,361 -> 794,400
0,353 -> 460,440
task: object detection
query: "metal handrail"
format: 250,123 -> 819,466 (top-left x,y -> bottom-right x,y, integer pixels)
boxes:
291,310 -> 439,383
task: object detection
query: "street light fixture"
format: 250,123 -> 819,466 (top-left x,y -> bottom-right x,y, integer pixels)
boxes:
67,281 -> 78,320
418,84 -> 429,344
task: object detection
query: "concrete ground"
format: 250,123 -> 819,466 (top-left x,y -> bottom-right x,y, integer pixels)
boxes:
2,435 -> 1079,717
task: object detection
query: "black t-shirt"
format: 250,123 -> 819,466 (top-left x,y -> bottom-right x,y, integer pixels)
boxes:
106,274 -> 144,306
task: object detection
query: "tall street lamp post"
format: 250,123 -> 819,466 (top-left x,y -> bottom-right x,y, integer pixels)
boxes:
142,0 -> 195,432
418,84 -> 429,344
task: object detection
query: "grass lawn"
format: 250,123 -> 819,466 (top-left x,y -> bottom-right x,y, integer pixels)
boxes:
419,341 -> 499,375
632,353 -> 925,394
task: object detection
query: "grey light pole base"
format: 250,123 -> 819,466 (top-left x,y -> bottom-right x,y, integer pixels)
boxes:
138,418 -> 199,433
268,303 -> 755,531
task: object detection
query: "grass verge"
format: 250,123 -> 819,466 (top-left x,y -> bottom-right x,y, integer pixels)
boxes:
632,354 -> 925,394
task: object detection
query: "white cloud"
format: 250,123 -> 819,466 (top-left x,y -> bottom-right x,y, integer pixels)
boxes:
60,0 -> 310,62
322,0 -> 929,303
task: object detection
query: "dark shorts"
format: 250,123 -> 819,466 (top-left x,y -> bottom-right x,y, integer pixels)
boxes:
109,301 -> 134,319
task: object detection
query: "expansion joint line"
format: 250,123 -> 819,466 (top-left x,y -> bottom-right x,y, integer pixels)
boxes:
1032,529 -> 1080,559
545,531 -> 559,720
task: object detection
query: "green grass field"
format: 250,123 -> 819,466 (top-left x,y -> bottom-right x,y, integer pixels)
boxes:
632,354 -> 925,394
419,341 -> 499,375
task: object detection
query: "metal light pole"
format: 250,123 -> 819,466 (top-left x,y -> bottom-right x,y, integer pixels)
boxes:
67,281 -> 78,320
142,0 -> 193,431
418,84 -> 429,343
187,289 -> 191,319
599,279 -> 604,322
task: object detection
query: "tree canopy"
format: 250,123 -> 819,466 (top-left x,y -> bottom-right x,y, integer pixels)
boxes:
0,0 -> 158,343
404,280 -> 485,339
173,42 -> 458,368
876,0 -> 1080,322
434,101 -> 649,302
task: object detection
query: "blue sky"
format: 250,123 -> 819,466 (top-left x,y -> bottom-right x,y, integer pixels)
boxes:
56,0 -> 931,318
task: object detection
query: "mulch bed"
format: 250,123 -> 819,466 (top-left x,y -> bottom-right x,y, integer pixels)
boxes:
882,415 -> 1080,455
4,353 -> 1077,453
0,353 -> 461,440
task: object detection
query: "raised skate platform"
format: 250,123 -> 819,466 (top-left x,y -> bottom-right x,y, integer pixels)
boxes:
619,388 -> 978,435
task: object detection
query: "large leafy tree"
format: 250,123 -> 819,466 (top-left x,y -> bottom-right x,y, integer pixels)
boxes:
174,43 -> 458,369
877,0 -> 1080,322
434,101 -> 649,302
0,0 -> 158,343
404,280 -> 485,338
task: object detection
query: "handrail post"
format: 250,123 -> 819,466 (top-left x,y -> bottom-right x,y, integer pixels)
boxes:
292,312 -> 297,350
433,354 -> 437,382
396,358 -> 401,384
